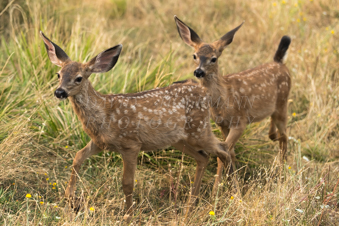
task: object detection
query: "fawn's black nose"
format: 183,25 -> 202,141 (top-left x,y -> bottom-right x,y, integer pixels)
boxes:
54,88 -> 68,99
194,68 -> 206,78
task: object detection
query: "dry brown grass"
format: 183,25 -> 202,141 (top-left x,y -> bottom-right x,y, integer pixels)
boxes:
0,0 -> 338,225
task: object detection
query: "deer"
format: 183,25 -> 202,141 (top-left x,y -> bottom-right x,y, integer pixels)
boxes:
40,31 -> 233,221
174,16 -> 291,194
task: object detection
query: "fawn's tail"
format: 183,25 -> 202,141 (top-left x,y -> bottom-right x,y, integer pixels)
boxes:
274,36 -> 291,63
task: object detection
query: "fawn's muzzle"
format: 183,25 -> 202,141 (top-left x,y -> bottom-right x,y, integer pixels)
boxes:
194,68 -> 206,78
55,88 -> 68,99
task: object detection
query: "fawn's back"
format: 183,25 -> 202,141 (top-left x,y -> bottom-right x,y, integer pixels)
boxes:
211,62 -> 291,128
70,80 -> 212,151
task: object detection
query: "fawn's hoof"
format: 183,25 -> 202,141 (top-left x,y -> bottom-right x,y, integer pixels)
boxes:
123,214 -> 132,223
66,196 -> 83,213
269,133 -> 278,141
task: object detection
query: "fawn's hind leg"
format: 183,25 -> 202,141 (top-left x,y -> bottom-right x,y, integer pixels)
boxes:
172,141 -> 209,208
269,117 -> 278,141
271,106 -> 288,162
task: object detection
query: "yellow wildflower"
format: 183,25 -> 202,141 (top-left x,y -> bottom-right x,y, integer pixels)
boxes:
209,211 -> 215,216
281,0 -> 286,4
54,205 -> 58,208
135,179 -> 137,183
292,112 -> 296,117
40,201 -> 44,205
12,183 -> 15,185
53,183 -> 57,186
331,30 -> 335,35
39,196 -> 41,199
65,146 -> 68,148
288,166 -> 291,169
46,178 -> 49,181
26,194 -> 32,198
65,166 -> 67,168
52,187 -> 56,190
230,196 -> 234,200
89,207 -> 95,212
273,2 -> 277,6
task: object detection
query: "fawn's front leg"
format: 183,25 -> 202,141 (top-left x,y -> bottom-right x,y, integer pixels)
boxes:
121,149 -> 139,222
212,124 -> 245,196
65,140 -> 102,209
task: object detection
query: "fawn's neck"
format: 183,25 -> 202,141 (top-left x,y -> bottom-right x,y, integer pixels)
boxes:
201,73 -> 228,106
69,80 -> 114,134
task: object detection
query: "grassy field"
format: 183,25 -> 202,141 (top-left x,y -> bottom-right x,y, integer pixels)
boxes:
0,0 -> 338,225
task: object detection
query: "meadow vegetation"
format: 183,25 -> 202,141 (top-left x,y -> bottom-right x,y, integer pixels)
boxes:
0,0 -> 338,224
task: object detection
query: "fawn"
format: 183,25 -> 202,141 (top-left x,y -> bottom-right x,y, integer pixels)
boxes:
174,16 -> 291,193
40,31 -> 232,221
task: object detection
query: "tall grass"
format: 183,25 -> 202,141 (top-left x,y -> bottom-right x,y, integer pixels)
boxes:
0,0 -> 338,224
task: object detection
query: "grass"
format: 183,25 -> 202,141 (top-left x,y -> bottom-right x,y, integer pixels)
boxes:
0,0 -> 338,224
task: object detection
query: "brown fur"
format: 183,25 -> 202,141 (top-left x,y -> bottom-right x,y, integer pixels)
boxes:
174,16 -> 291,194
40,31 -> 232,221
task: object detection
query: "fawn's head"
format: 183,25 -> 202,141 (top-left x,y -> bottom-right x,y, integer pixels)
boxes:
174,16 -> 243,80
40,31 -> 122,99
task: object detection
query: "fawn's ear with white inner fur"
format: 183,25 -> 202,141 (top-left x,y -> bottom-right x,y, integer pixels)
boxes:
174,15 -> 202,48
86,44 -> 123,74
40,31 -> 70,67
213,22 -> 244,52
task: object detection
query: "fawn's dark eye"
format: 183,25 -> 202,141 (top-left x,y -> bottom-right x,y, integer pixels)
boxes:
56,73 -> 60,79
75,77 -> 83,83
211,57 -> 217,63
193,54 -> 197,60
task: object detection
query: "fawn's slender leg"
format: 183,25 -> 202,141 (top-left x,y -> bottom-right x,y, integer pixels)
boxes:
269,117 -> 278,141
65,140 -> 102,206
212,124 -> 245,195
121,148 -> 139,222
213,128 -> 230,195
172,142 -> 209,205
272,108 -> 288,162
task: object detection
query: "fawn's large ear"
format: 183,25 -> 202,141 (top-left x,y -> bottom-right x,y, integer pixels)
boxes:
213,22 -> 244,52
40,31 -> 70,67
86,44 -> 122,73
174,15 -> 202,48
